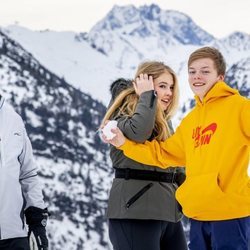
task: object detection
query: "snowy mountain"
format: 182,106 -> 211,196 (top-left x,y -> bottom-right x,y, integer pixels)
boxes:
4,5 -> 250,108
226,57 -> 250,97
88,4 -> 214,54
210,31 -> 250,67
2,26 -> 124,105
0,30 -> 112,250
0,3 -> 250,250
4,5 -> 250,107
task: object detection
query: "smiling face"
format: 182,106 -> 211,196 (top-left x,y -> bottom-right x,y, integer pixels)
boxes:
188,58 -> 224,101
154,71 -> 174,111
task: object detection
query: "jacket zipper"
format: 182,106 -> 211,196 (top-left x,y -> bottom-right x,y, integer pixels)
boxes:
126,183 -> 153,209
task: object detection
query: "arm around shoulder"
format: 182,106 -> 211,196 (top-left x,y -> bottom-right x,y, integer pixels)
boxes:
119,127 -> 186,168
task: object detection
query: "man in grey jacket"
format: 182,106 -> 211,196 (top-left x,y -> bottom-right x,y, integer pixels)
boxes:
0,96 -> 49,250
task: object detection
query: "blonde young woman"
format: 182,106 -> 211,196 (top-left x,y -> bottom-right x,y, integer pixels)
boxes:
102,61 -> 187,250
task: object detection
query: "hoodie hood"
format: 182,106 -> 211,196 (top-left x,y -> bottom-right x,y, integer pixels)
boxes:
195,81 -> 239,106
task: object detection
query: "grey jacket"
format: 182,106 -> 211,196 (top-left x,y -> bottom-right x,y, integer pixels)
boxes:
0,97 -> 45,240
106,90 -> 183,222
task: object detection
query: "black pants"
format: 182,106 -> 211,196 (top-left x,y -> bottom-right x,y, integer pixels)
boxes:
0,237 -> 29,250
109,219 -> 188,250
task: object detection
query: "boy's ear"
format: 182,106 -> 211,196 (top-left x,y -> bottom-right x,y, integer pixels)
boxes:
218,75 -> 224,81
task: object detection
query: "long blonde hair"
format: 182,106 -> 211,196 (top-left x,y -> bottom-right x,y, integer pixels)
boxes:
102,61 -> 179,141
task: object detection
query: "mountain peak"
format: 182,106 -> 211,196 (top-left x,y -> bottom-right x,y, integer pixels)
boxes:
139,3 -> 161,20
219,31 -> 250,52
88,4 -> 215,56
224,31 -> 250,43
103,4 -> 139,30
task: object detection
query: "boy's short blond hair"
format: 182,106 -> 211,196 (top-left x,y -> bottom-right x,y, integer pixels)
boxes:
188,47 -> 226,76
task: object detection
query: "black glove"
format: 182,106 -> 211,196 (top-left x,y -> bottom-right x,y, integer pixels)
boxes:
25,206 -> 49,250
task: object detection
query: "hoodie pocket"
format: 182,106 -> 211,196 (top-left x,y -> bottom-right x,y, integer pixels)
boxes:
126,183 -> 153,209
176,172 -> 226,217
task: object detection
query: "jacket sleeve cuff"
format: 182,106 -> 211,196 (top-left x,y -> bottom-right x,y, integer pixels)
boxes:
139,90 -> 157,109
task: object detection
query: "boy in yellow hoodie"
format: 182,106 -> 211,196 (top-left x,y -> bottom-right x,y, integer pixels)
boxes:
103,47 -> 250,250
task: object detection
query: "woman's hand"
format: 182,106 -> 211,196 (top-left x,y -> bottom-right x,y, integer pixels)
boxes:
101,127 -> 126,147
133,74 -> 154,96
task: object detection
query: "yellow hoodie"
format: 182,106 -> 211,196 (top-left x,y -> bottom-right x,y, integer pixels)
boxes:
119,82 -> 250,221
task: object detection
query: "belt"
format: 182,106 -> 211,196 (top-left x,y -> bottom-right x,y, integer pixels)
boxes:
115,168 -> 176,183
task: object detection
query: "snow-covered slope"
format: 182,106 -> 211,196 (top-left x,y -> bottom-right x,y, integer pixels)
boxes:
3,26 -> 124,104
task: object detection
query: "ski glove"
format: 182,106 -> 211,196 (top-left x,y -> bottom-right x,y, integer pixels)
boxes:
25,206 -> 49,250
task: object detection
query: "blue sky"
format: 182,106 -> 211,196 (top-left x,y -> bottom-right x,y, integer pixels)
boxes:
0,0 -> 249,38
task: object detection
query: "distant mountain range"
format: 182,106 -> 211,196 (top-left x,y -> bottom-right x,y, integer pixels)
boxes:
3,4 -> 250,105
0,4 -> 249,250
